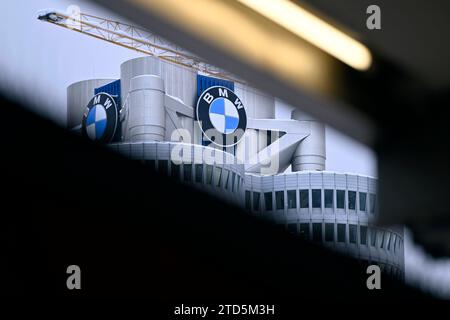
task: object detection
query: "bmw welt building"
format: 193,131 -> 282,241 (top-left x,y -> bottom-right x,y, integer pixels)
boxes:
68,56 -> 404,280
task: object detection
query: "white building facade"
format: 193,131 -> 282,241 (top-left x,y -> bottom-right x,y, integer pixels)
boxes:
67,56 -> 404,280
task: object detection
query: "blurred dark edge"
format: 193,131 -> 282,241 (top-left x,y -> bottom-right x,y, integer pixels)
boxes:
0,92 -> 431,308
88,0 -> 450,258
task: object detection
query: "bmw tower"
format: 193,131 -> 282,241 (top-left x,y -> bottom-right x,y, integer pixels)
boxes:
67,55 -> 404,280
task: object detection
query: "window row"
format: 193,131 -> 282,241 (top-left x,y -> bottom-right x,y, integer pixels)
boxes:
245,189 -> 376,213
144,160 -> 244,192
285,222 -> 403,252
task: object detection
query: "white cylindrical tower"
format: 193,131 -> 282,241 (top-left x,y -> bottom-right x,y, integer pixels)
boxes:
120,56 -> 197,142
291,110 -> 326,171
124,75 -> 165,142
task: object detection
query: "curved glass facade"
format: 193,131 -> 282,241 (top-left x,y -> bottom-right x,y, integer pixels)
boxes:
245,171 -> 405,280
110,142 -> 404,280
110,142 -> 245,205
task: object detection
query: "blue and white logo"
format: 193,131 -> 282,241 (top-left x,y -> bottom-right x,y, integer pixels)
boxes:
85,104 -> 107,140
81,93 -> 118,143
209,98 -> 240,134
196,86 -> 247,147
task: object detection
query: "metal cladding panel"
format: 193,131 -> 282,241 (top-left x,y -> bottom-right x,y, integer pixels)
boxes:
323,172 -> 335,187
157,143 -> 171,159
144,143 -> 157,159
130,143 -> 144,159
248,175 -> 262,190
67,79 -> 114,129
357,176 -> 369,192
245,174 -> 252,187
310,173 -> 323,187
262,176 -> 274,189
298,173 -> 310,188
335,174 -> 347,188
347,175 -> 358,190
285,175 -> 297,188
368,178 -> 377,193
274,175 -> 285,189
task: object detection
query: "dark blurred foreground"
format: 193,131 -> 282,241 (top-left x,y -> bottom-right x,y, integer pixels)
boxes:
0,94 -> 430,310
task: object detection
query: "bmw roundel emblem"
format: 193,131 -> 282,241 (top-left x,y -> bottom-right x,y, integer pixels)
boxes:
81,93 -> 118,143
196,86 -> 247,147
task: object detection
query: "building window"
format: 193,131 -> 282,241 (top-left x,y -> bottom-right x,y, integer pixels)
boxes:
349,224 -> 357,244
231,172 -> 236,191
157,160 -> 167,175
370,228 -> 377,247
264,192 -> 273,211
287,223 -> 297,235
379,230 -> 385,249
267,130 -> 272,146
359,192 -> 367,211
369,193 -> 376,213
325,223 -> 334,242
312,223 -> 322,242
299,189 -> 309,208
275,191 -> 284,210
392,234 -> 397,252
348,191 -> 356,210
360,226 -> 368,245
206,165 -> 213,185
337,224 -> 346,243
253,192 -> 260,211
312,189 -> 321,208
171,162 -> 180,180
214,167 -> 222,187
183,164 -> 192,182
195,164 -> 203,183
287,190 -> 297,209
245,191 -> 251,211
299,223 -> 310,240
324,189 -> 333,208
223,169 -> 230,189
386,232 -> 391,251
337,190 -> 345,209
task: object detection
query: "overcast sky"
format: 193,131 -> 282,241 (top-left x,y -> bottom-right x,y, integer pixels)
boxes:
1,0 -> 449,298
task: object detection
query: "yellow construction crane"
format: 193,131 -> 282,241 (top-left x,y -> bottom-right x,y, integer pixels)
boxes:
37,9 -> 240,83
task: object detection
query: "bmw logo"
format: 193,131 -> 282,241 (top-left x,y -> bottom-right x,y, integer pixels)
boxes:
196,86 -> 247,147
81,92 -> 118,143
